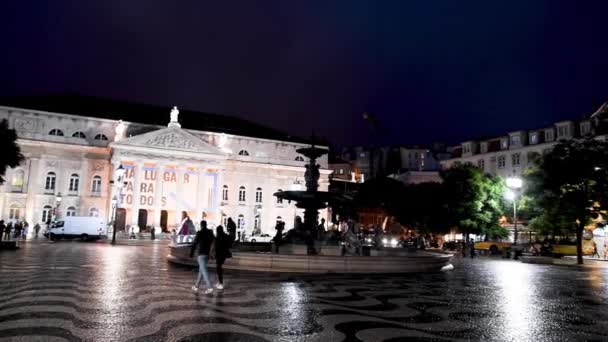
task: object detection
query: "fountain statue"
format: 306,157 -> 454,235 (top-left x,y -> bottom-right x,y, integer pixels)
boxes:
274,143 -> 336,254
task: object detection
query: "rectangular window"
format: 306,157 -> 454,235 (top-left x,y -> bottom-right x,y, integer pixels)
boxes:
498,156 -> 506,169
501,140 -> 508,149
581,122 -> 591,135
511,135 -> 520,146
512,153 -> 521,166
239,190 -> 246,202
530,133 -> 537,144
545,130 -> 554,142
478,159 -> 485,170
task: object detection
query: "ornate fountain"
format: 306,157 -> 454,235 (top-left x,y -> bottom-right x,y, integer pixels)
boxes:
274,143 -> 336,254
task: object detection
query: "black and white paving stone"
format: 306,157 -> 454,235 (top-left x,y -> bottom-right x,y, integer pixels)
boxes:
0,241 -> 607,341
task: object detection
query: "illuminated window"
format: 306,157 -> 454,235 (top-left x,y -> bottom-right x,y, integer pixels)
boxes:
295,156 -> 304,161
530,133 -> 538,144
238,186 -> 246,202
49,129 -> 64,136
255,187 -> 262,203
94,134 -> 108,141
45,172 -> 56,191
89,207 -> 99,217
222,185 -> 228,201
66,206 -> 77,217
42,205 -> 52,223
69,174 -> 80,192
9,204 -> 20,220
72,131 -> 86,139
11,169 -> 24,192
501,139 -> 508,149
511,135 -> 520,145
339,169 -> 344,175
545,130 -> 554,142
91,176 -> 102,194
237,214 -> 245,230
238,150 -> 249,156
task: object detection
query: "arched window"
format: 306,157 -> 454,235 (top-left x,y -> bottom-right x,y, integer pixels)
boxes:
276,189 -> 283,204
66,206 -> 77,217
42,205 -> 53,223
9,204 -> 21,220
254,214 -> 261,233
295,156 -> 305,162
89,207 -> 99,217
11,169 -> 25,192
255,187 -> 262,203
94,134 -> 109,141
238,150 -> 249,156
91,175 -> 102,194
72,131 -> 86,139
45,172 -> 56,191
48,129 -> 64,136
237,214 -> 245,230
238,186 -> 246,202
222,185 -> 228,201
69,174 -> 80,192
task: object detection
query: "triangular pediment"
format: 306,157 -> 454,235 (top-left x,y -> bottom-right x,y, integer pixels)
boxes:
111,126 -> 225,156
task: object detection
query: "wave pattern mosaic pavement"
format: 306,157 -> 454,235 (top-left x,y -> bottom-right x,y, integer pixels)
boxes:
0,241 -> 607,341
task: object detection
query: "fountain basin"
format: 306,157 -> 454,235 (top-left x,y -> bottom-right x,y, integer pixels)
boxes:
168,244 -> 453,273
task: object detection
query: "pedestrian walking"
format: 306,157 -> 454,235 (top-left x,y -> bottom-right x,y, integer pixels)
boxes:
273,219 -> 285,253
5,222 -> 12,240
226,218 -> 237,245
150,226 -> 155,240
190,220 -> 215,294
213,225 -> 232,290
34,223 -> 41,239
22,221 -> 29,239
469,239 -> 476,258
0,220 -> 5,242
592,241 -> 600,258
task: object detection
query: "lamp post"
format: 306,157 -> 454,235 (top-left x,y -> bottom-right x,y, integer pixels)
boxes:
505,176 -> 523,245
111,165 -> 126,245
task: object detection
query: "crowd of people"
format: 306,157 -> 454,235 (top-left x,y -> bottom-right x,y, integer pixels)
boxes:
0,220 -> 42,241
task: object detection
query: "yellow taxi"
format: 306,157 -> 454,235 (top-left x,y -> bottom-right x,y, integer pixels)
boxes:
474,241 -> 513,254
551,239 -> 595,257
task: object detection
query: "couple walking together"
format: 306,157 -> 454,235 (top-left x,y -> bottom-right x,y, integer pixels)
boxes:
189,219 -> 235,294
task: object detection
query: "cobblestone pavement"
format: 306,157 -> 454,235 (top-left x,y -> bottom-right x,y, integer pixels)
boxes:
0,242 -> 607,341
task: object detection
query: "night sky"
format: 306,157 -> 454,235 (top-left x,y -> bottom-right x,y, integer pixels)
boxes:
2,1 -> 608,148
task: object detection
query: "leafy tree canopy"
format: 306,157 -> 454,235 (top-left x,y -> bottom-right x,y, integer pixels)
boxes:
0,119 -> 23,184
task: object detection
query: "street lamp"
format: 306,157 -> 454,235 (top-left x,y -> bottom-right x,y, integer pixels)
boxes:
111,164 -> 126,245
505,176 -> 523,245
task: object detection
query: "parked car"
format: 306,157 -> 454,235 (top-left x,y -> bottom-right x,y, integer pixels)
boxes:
45,216 -> 107,241
442,240 -> 461,251
248,233 -> 273,243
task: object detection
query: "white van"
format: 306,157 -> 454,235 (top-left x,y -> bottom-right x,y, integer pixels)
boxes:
47,216 -> 107,241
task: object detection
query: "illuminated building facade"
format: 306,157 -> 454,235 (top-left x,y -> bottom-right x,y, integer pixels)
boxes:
0,96 -> 330,236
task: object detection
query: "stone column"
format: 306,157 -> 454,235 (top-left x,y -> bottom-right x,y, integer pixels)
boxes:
175,165 -> 184,226
152,164 -> 163,227
195,166 -> 205,224
130,162 -> 142,227
25,158 -> 40,224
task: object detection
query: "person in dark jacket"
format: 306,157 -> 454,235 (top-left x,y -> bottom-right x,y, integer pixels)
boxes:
0,220 -> 5,242
226,218 -> 237,245
213,225 -> 231,290
190,220 -> 215,294
4,222 -> 12,240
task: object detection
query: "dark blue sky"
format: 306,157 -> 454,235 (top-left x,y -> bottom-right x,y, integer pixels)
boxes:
2,1 -> 608,148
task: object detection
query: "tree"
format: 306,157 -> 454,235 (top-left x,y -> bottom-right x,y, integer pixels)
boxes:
0,119 -> 23,184
525,138 -> 608,264
397,182 -> 449,235
440,164 -> 506,241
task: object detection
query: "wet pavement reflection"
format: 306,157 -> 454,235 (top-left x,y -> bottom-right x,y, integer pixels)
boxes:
0,241 -> 607,341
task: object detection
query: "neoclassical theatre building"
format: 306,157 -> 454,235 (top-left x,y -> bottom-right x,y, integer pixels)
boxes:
0,95 -> 329,236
